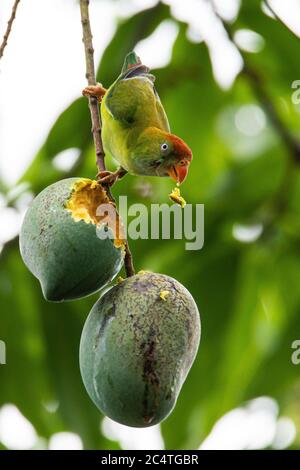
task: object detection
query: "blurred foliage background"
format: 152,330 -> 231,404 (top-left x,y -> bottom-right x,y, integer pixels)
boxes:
1,0 -> 300,450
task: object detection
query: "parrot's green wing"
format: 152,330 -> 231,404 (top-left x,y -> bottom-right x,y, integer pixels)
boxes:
104,52 -> 170,132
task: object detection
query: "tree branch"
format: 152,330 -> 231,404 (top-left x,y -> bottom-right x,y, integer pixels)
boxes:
79,0 -> 135,277
0,0 -> 21,60
242,65 -> 300,163
211,2 -> 300,163
79,0 -> 105,171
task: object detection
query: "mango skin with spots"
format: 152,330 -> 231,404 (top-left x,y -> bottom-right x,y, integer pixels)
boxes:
79,272 -> 200,427
19,178 -> 123,302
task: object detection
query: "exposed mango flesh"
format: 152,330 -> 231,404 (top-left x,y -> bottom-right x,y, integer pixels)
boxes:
159,290 -> 170,301
66,178 -> 125,249
65,178 -> 109,224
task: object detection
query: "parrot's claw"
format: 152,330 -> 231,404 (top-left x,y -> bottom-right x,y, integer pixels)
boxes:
82,83 -> 107,102
97,168 -> 127,186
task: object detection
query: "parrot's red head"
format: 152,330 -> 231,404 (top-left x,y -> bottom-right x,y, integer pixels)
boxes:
134,128 -> 192,184
164,134 -> 193,185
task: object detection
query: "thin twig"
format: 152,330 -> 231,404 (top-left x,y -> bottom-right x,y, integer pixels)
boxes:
0,0 -> 21,60
242,65 -> 300,163
79,0 -> 105,171
124,240 -> 135,277
79,0 -> 135,277
211,1 -> 300,163
264,0 -> 300,40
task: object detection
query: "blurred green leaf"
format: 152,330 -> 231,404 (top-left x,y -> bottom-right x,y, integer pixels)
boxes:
1,0 -> 300,451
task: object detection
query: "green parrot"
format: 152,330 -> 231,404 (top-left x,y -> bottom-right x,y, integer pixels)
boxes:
83,52 -> 192,185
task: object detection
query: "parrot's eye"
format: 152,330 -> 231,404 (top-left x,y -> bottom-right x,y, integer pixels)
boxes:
161,143 -> 169,153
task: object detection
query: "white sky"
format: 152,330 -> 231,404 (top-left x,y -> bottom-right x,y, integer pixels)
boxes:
0,0 -> 118,185
0,397 -> 295,450
0,0 -> 243,186
0,0 -> 299,185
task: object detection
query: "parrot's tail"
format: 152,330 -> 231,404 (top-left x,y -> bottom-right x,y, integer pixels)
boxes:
120,51 -> 153,81
121,51 -> 141,74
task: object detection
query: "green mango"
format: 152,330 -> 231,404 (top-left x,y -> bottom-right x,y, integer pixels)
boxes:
80,272 -> 200,427
19,178 -> 124,302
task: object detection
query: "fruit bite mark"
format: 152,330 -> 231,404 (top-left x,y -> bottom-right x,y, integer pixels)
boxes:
65,178 -> 125,249
65,178 -> 109,224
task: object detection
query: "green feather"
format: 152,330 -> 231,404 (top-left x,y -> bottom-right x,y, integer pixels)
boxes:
101,53 -> 172,176
120,51 -> 151,80
121,51 -> 141,74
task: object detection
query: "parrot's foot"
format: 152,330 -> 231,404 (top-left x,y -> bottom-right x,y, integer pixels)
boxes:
82,83 -> 107,102
97,167 -> 128,186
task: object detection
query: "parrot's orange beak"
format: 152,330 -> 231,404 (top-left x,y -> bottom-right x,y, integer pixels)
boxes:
167,134 -> 192,184
167,161 -> 190,185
